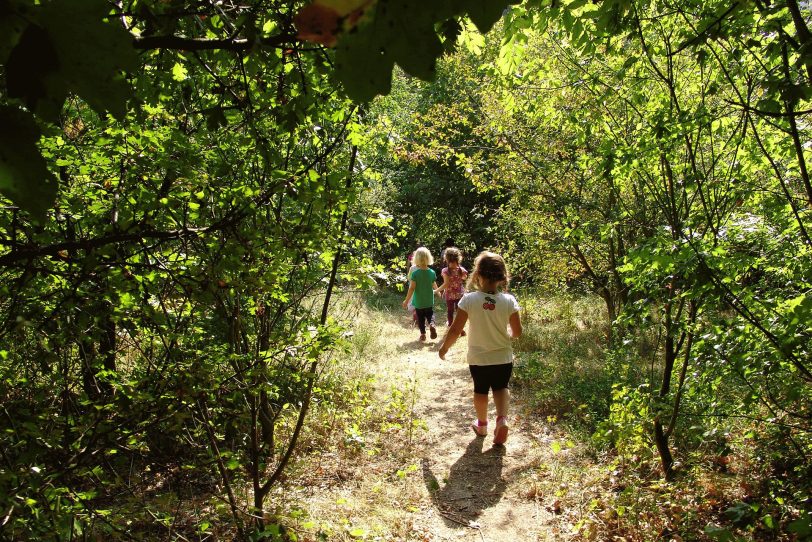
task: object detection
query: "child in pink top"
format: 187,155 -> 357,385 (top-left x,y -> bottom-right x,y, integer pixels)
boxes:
434,247 -> 468,332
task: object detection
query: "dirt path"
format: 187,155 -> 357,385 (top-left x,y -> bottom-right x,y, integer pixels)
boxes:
290,308 -> 591,541
399,321 -> 557,542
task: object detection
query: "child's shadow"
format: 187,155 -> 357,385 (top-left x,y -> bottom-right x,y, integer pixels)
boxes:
399,320 -> 416,330
397,339 -> 440,353
421,437 -> 506,526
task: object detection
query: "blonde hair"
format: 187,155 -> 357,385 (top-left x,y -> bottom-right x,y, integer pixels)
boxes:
412,246 -> 434,268
467,251 -> 509,291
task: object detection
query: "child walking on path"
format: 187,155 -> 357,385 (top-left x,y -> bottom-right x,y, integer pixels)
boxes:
438,251 -> 522,445
407,248 -> 435,328
406,249 -> 417,326
402,247 -> 438,341
434,247 -> 468,333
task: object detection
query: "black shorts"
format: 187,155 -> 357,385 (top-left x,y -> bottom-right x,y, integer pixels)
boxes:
469,363 -> 513,394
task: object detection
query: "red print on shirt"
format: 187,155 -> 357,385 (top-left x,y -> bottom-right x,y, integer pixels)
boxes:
482,296 -> 496,310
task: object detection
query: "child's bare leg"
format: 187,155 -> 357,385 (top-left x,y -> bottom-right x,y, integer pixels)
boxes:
473,392 -> 489,423
493,388 -> 510,418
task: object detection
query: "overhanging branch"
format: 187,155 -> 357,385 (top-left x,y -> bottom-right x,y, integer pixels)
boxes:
0,227 -> 207,267
132,32 -> 298,51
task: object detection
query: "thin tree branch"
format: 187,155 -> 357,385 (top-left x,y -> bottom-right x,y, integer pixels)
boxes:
132,33 -> 298,51
670,2 -> 742,56
259,139 -> 359,500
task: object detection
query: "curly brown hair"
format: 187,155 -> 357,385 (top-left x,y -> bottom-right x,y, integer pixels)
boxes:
443,247 -> 461,265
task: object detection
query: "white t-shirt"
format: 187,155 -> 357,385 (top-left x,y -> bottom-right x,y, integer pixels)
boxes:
457,291 -> 520,366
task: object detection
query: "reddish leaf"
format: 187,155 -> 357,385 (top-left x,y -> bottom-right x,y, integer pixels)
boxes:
294,4 -> 341,46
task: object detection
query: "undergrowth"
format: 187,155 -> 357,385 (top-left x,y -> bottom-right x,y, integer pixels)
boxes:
509,291 -> 812,542
266,289 -> 812,542
512,292 -> 611,437
271,289 -> 428,541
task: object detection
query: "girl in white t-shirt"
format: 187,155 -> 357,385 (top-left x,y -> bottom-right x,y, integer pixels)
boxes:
438,251 -> 522,445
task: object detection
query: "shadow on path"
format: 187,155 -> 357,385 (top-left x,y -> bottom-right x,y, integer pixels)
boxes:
396,339 -> 441,353
421,437 -> 507,527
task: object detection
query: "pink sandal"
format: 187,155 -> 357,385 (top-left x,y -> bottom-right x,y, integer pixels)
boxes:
494,416 -> 509,445
471,419 -> 487,437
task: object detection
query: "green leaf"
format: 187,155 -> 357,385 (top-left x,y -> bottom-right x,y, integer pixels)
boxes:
755,98 -> 782,114
4,23 -> 66,122
205,107 -> 228,131
788,513 -> 812,536
621,56 -> 637,70
0,106 -> 57,219
172,62 -> 188,82
334,0 -> 516,102
38,0 -> 138,119
334,14 -> 397,102
467,0 -> 519,34
722,501 -> 756,526
704,524 -> 735,542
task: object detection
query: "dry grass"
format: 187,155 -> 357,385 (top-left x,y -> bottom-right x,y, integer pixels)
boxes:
270,290 -> 432,541
266,290 -> 810,542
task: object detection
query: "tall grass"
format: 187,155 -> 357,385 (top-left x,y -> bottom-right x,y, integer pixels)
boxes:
512,292 -> 613,434
274,288 -> 431,539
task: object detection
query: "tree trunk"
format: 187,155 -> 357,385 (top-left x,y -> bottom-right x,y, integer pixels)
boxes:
654,418 -> 674,480
655,293 -> 677,480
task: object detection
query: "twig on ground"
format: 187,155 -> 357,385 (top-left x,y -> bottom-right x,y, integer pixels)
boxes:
436,506 -> 483,534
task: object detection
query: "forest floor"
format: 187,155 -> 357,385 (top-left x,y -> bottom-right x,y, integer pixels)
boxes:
260,293 -> 808,542
277,300 -> 605,542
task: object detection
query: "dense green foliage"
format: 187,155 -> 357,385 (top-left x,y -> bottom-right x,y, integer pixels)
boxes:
0,0 -> 516,538
1,0 -> 812,539
362,1 -> 812,538
364,61 -> 510,268
497,0 -> 812,493
0,0 -> 366,538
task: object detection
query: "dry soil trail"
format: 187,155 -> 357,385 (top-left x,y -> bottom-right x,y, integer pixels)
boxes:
391,314 -> 560,542
292,307 -> 590,541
